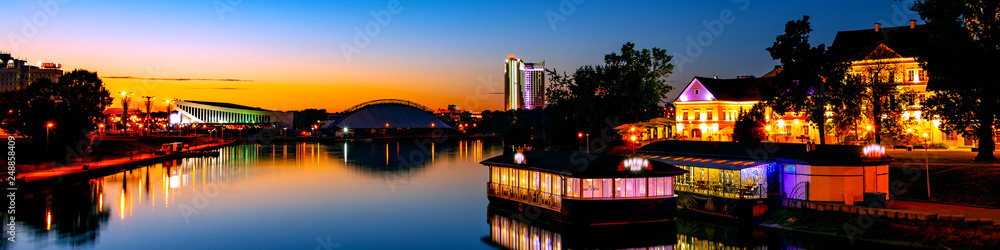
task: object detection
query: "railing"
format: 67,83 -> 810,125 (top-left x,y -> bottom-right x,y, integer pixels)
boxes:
487,183 -> 560,211
675,183 -> 766,199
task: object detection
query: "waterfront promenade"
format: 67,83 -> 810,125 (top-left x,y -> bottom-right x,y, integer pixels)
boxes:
20,140 -> 234,183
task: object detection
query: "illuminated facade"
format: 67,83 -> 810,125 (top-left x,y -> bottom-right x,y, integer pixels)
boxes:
504,56 -> 545,110
673,70 -> 814,143
831,21 -> 960,146
638,141 -> 892,218
481,151 -> 687,224
171,100 -> 293,127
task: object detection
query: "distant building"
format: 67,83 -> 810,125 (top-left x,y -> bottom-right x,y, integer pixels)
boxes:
504,56 -> 545,110
170,100 -> 293,128
0,52 -> 62,92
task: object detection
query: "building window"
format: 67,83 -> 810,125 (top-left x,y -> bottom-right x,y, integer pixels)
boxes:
707,109 -> 715,121
694,89 -> 699,95
694,110 -> 701,121
681,111 -> 688,121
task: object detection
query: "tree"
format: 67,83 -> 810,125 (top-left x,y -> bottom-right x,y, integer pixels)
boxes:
0,69 -> 113,147
765,16 -> 846,145
732,103 -> 767,143
911,0 -> 1000,161
545,42 -> 674,142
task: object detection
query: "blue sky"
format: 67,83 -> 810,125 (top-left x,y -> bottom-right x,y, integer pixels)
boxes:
1,0 -> 921,111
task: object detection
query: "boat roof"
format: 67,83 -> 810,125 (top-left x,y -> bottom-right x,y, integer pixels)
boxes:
480,151 -> 688,178
636,140 -> 893,168
635,154 -> 771,171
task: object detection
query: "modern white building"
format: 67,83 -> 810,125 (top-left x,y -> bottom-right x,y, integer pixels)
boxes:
171,100 -> 293,128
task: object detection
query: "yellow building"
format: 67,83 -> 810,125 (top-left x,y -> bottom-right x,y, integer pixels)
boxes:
831,21 -> 962,146
672,67 -> 817,143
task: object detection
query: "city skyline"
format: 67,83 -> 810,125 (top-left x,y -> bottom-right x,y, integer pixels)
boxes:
2,0 -> 921,111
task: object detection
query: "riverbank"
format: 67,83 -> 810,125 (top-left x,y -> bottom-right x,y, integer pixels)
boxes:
755,206 -> 1000,248
19,139 -> 235,187
886,148 -> 1000,208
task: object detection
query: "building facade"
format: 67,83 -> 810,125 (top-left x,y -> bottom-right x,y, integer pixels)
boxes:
171,100 -> 293,128
0,53 -> 62,92
830,21 -> 961,146
672,67 -> 815,143
504,56 -> 545,110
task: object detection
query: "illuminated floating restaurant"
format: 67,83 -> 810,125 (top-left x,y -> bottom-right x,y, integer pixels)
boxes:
636,140 -> 894,219
480,151 -> 688,225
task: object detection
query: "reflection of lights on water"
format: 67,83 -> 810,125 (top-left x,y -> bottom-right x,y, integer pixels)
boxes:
45,211 -> 51,231
119,190 -> 125,220
343,142 -> 348,164
169,175 -> 181,189
99,193 -> 104,212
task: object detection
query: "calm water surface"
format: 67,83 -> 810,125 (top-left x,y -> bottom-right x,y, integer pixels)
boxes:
6,140 -> 878,249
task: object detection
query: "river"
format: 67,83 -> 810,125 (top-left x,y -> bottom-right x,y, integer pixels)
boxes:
5,140 -> 886,249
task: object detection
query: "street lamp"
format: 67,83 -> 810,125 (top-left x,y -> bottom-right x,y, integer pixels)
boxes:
46,122 -> 54,160
577,132 -> 590,153
630,135 -> 638,155
923,132 -> 930,198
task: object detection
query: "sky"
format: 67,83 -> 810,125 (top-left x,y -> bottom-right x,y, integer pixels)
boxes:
1,0 -> 921,112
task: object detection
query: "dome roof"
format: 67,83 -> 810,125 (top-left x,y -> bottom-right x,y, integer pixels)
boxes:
329,99 -> 451,129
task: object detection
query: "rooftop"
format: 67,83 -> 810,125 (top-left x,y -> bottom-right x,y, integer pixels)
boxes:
637,140 -> 894,167
830,24 -> 928,60
182,100 -> 271,111
481,151 -> 687,178
691,76 -> 769,102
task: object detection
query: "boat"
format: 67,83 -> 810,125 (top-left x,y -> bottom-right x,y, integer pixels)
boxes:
480,151 -> 687,226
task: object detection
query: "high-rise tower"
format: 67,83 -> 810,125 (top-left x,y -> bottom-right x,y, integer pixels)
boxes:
504,56 -> 545,111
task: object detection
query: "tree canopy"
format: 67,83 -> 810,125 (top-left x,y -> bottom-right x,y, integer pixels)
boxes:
545,42 -> 674,143
765,15 -> 846,144
0,69 -> 113,148
911,0 -> 1000,161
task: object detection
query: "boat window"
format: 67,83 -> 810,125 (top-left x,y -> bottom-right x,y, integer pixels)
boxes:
531,172 -> 540,191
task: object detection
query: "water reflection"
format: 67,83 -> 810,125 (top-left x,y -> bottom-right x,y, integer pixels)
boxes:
328,139 -> 488,175
15,144 -> 277,248
485,205 -> 677,249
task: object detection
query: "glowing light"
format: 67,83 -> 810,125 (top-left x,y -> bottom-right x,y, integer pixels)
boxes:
863,144 -> 886,158
777,120 -> 785,128
514,152 -> 526,164
577,132 -> 584,138
46,122 -> 54,128
922,133 -> 928,138
907,128 -> 912,133
342,127 -> 349,133
794,119 -> 800,125
866,126 -> 872,131
630,135 -> 637,142
622,157 -> 651,171
46,210 -> 51,230
677,123 -> 684,132
169,175 -> 180,189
